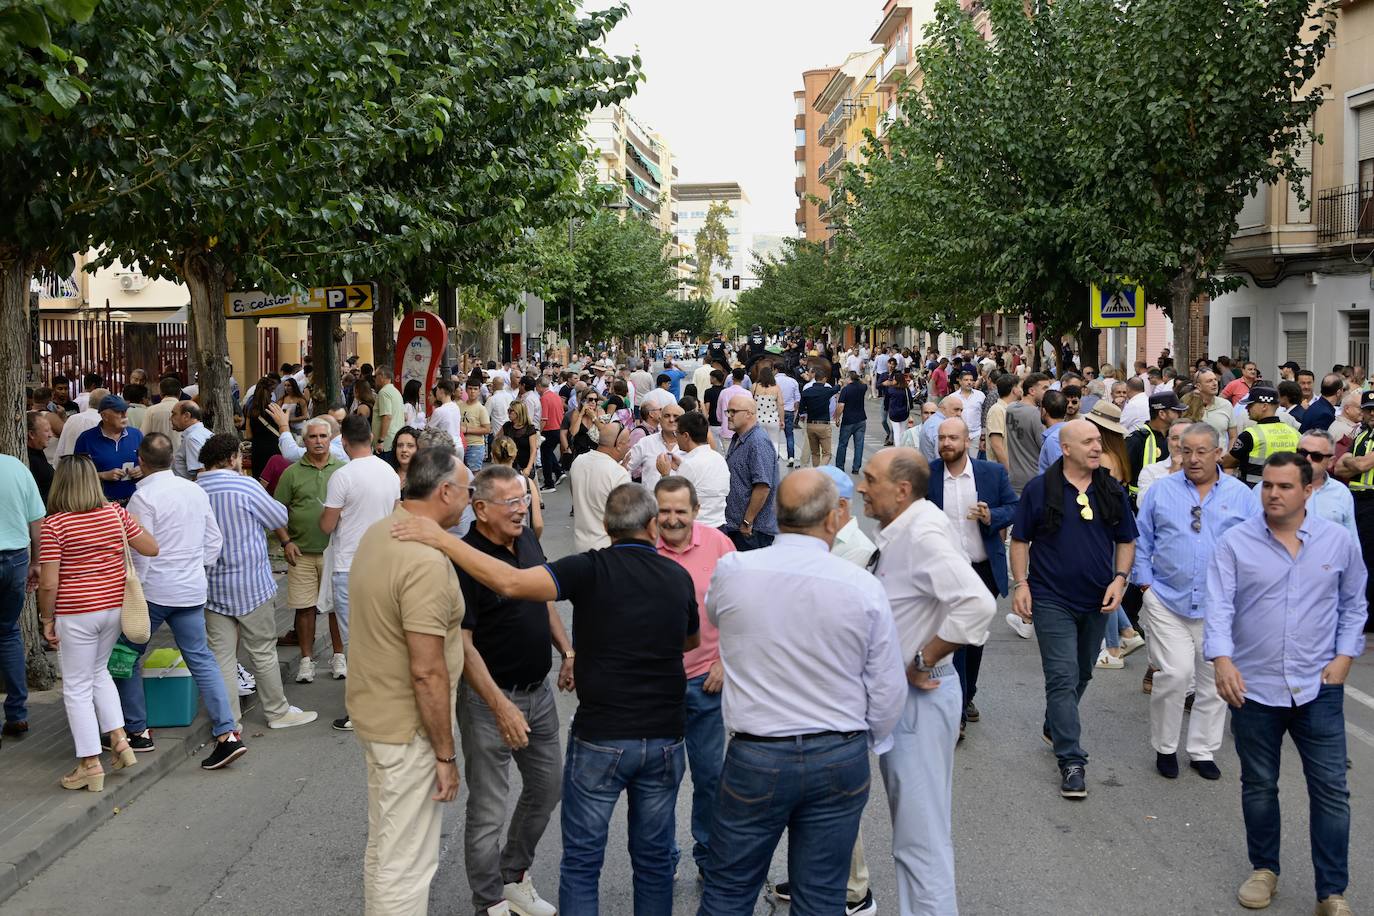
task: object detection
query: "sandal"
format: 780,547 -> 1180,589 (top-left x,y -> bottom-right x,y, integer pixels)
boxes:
61,761 -> 106,793
109,735 -> 138,771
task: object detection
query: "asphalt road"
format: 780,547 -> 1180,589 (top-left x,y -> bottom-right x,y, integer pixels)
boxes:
10,400 -> 1374,916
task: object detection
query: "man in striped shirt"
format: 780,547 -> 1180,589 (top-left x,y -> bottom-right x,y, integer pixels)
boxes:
197,435 -> 318,731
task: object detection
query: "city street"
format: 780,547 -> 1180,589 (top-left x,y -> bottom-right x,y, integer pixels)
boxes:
8,409 -> 1374,916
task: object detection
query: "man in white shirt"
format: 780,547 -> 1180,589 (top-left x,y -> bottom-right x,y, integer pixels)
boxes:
777,370 -> 801,467
857,446 -> 997,916
630,366 -> 655,412
141,377 -> 184,450
692,360 -> 714,403
485,377 -> 514,433
955,369 -> 985,452
1136,420 -> 1190,501
53,387 -> 107,457
569,418 -> 632,551
628,404 -> 681,491
171,400 -> 213,479
118,432 -> 246,769
427,379 -> 464,440
1119,377 -> 1150,433
817,465 -> 876,567
519,377 -> 541,432
319,415 -> 402,726
701,470 -> 906,914
660,411 -> 729,529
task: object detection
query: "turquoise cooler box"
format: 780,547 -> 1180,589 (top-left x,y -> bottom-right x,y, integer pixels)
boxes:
142,648 -> 200,728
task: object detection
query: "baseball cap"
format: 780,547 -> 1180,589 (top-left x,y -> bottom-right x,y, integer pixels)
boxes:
98,394 -> 129,413
1279,361 -> 1301,373
1147,391 -> 1183,413
815,464 -> 856,500
1249,386 -> 1279,405
1360,391 -> 1374,410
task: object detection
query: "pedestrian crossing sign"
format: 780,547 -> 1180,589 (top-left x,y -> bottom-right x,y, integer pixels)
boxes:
1090,282 -> 1147,328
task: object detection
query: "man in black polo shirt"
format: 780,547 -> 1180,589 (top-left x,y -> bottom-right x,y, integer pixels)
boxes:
456,465 -> 574,916
391,481 -> 699,916
798,368 -> 839,467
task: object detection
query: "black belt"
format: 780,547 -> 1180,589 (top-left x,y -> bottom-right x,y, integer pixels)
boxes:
500,680 -> 547,694
1354,489 -> 1374,500
733,729 -> 862,743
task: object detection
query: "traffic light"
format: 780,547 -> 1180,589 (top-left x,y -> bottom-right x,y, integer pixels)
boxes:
731,275 -> 740,290
721,277 -> 730,290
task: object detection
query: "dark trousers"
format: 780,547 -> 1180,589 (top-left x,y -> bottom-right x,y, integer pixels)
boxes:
1354,493 -> 1374,629
726,530 -> 775,552
1232,685 -> 1350,900
952,559 -> 998,722
1033,599 -> 1109,769
539,431 -> 561,488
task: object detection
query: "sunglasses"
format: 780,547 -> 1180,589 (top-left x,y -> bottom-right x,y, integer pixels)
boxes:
1075,492 -> 1093,521
1296,447 -> 1331,462
1190,505 -> 1202,534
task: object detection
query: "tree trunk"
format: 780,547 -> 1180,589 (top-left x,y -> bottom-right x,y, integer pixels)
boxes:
308,313 -> 341,415
179,250 -> 236,434
1168,269 -> 1198,372
372,282 -> 397,374
479,317 -> 500,365
0,249 -> 60,689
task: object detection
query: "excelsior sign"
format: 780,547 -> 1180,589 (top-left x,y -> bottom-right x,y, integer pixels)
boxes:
224,283 -> 375,319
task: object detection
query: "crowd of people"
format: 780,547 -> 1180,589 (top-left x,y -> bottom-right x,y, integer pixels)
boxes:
0,336 -> 1367,916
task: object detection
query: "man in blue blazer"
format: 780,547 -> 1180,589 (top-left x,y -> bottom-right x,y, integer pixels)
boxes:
927,416 -> 1019,734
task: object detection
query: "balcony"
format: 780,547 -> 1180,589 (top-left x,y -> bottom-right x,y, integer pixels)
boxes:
879,44 -> 909,86
33,270 -> 81,301
1316,182 -> 1374,243
795,205 -> 806,226
818,100 -> 856,147
818,144 -> 846,182
877,99 -> 900,137
795,176 -> 806,197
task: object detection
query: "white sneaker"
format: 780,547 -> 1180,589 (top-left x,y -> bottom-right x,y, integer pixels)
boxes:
1005,612 -> 1035,639
485,904 -> 511,916
236,663 -> 256,697
1120,634 -> 1146,656
296,657 -> 316,683
268,706 -> 319,729
330,653 -> 347,679
1095,650 -> 1125,670
503,872 -> 557,916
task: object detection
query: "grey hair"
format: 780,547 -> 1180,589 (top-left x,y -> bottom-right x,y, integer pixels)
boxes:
603,483 -> 657,539
472,464 -> 521,502
777,474 -> 839,529
888,450 -> 931,500
406,446 -> 465,499
1181,422 -> 1220,448
304,415 -> 335,436
417,426 -> 456,451
1300,428 -> 1336,449
178,400 -> 202,421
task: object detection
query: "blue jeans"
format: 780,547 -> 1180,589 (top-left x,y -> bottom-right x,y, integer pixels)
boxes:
726,530 -> 775,552
782,410 -> 797,460
116,602 -> 236,738
464,443 -> 486,474
673,674 -> 724,874
559,735 -> 686,916
1232,685 -> 1350,899
1103,606 -> 1130,649
0,549 -> 30,723
700,732 -> 869,916
834,421 -> 866,472
1032,599 -> 1109,768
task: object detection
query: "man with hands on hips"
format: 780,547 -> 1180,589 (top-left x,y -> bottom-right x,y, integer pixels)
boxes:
1010,418 -> 1137,800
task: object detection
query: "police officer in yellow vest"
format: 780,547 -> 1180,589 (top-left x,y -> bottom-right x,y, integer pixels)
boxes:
1222,386 -> 1298,486
1127,391 -> 1183,503
1334,389 -> 1374,621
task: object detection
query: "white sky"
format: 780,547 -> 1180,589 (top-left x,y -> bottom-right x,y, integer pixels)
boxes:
590,0 -> 884,237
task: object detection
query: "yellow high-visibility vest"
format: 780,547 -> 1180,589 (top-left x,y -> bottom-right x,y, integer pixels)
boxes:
1244,421 -> 1299,485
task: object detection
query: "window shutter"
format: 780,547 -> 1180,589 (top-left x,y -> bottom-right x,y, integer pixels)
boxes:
1285,329 -> 1307,366
1358,106 -> 1374,164
1287,126 -> 1313,224
1237,184 -> 1268,229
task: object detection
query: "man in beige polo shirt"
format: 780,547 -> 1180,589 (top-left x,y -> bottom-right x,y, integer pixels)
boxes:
347,446 -> 472,916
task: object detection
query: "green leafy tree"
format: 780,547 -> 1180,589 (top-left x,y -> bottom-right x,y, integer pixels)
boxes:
735,237 -> 860,332
692,201 -> 732,300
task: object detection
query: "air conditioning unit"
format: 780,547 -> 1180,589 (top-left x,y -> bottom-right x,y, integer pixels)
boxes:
1306,272 -> 1319,287
118,272 -> 147,292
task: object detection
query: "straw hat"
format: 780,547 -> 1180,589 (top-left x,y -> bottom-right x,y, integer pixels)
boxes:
1084,400 -> 1127,436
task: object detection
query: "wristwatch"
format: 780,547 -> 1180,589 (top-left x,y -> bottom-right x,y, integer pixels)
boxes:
1113,571 -> 1129,583
435,753 -> 457,764
913,649 -> 935,675
561,649 -> 576,661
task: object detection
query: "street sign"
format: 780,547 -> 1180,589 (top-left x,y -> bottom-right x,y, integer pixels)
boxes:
1090,282 -> 1147,329
223,283 -> 375,319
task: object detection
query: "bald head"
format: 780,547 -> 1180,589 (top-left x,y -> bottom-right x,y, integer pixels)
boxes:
726,393 -> 758,434
777,469 -> 840,538
939,394 -> 964,416
1059,418 -> 1103,472
858,446 -> 930,528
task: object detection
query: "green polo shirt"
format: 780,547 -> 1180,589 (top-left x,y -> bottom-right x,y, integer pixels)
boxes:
273,454 -> 344,553
372,383 -> 404,451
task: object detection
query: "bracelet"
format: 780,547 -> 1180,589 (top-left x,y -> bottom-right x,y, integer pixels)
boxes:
40,616 -> 55,623
1113,571 -> 1129,583
435,754 -> 457,764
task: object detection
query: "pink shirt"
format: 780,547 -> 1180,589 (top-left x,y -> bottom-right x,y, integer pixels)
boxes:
657,523 -> 736,678
716,384 -> 746,440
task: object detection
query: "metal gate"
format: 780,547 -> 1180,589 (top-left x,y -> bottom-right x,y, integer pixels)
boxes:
37,317 -> 189,391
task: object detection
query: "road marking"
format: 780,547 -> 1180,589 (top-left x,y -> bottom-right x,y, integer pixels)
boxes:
1349,721 -> 1374,751
1345,685 -> 1374,713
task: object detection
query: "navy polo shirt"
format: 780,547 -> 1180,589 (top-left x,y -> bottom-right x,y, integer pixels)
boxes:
74,424 -> 143,502
837,381 -> 867,424
1011,473 -> 1138,611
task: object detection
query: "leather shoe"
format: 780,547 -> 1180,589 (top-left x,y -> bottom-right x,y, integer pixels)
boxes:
1237,868 -> 1278,909
1156,751 -> 1179,779
1190,759 -> 1222,780
1,720 -> 28,738
1315,894 -> 1353,915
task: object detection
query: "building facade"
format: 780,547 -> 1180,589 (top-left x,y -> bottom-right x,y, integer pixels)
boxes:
675,182 -> 751,303
584,104 -> 679,236
796,68 -> 839,243
1209,0 -> 1374,379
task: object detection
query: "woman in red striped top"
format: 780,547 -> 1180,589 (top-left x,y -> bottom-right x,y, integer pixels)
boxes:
37,455 -> 159,792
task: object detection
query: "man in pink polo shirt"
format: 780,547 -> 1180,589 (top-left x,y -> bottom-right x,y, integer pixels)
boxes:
654,475 -> 735,882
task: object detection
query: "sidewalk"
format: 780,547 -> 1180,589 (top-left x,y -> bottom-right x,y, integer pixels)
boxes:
0,585 -> 293,904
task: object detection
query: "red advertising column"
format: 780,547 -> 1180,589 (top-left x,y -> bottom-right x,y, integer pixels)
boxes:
395,312 -> 448,415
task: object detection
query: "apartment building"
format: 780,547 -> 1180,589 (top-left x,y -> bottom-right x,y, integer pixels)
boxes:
584,104 -> 680,236
675,182 -> 751,303
814,49 -> 884,233
1209,0 -> 1374,378
795,68 -> 838,243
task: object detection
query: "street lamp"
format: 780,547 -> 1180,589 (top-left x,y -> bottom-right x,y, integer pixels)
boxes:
569,198 -> 632,360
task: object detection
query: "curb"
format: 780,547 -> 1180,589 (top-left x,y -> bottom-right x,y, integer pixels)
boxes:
0,700 -> 241,904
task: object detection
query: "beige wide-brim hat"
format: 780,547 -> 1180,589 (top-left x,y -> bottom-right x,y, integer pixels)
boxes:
1084,400 -> 1127,436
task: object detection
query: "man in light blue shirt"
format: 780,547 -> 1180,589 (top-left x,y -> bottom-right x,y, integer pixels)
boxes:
1248,430 -> 1355,539
1133,423 -> 1251,781
917,394 -> 962,462
777,370 -> 801,468
1205,452 -> 1366,913
171,400 -> 214,479
1037,390 -> 1069,472
0,454 -> 45,735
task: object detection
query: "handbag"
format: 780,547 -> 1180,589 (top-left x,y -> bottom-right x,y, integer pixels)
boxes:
116,506 -> 151,644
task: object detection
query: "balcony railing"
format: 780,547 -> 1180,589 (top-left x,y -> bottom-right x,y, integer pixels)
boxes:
33,271 -> 81,300
818,100 -> 856,146
1316,182 -> 1374,243
878,99 -> 900,136
818,144 -> 846,181
879,44 -> 909,85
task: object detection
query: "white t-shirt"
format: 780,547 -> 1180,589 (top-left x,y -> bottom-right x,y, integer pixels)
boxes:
322,455 -> 401,574
428,400 -> 463,439
486,390 -> 514,429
